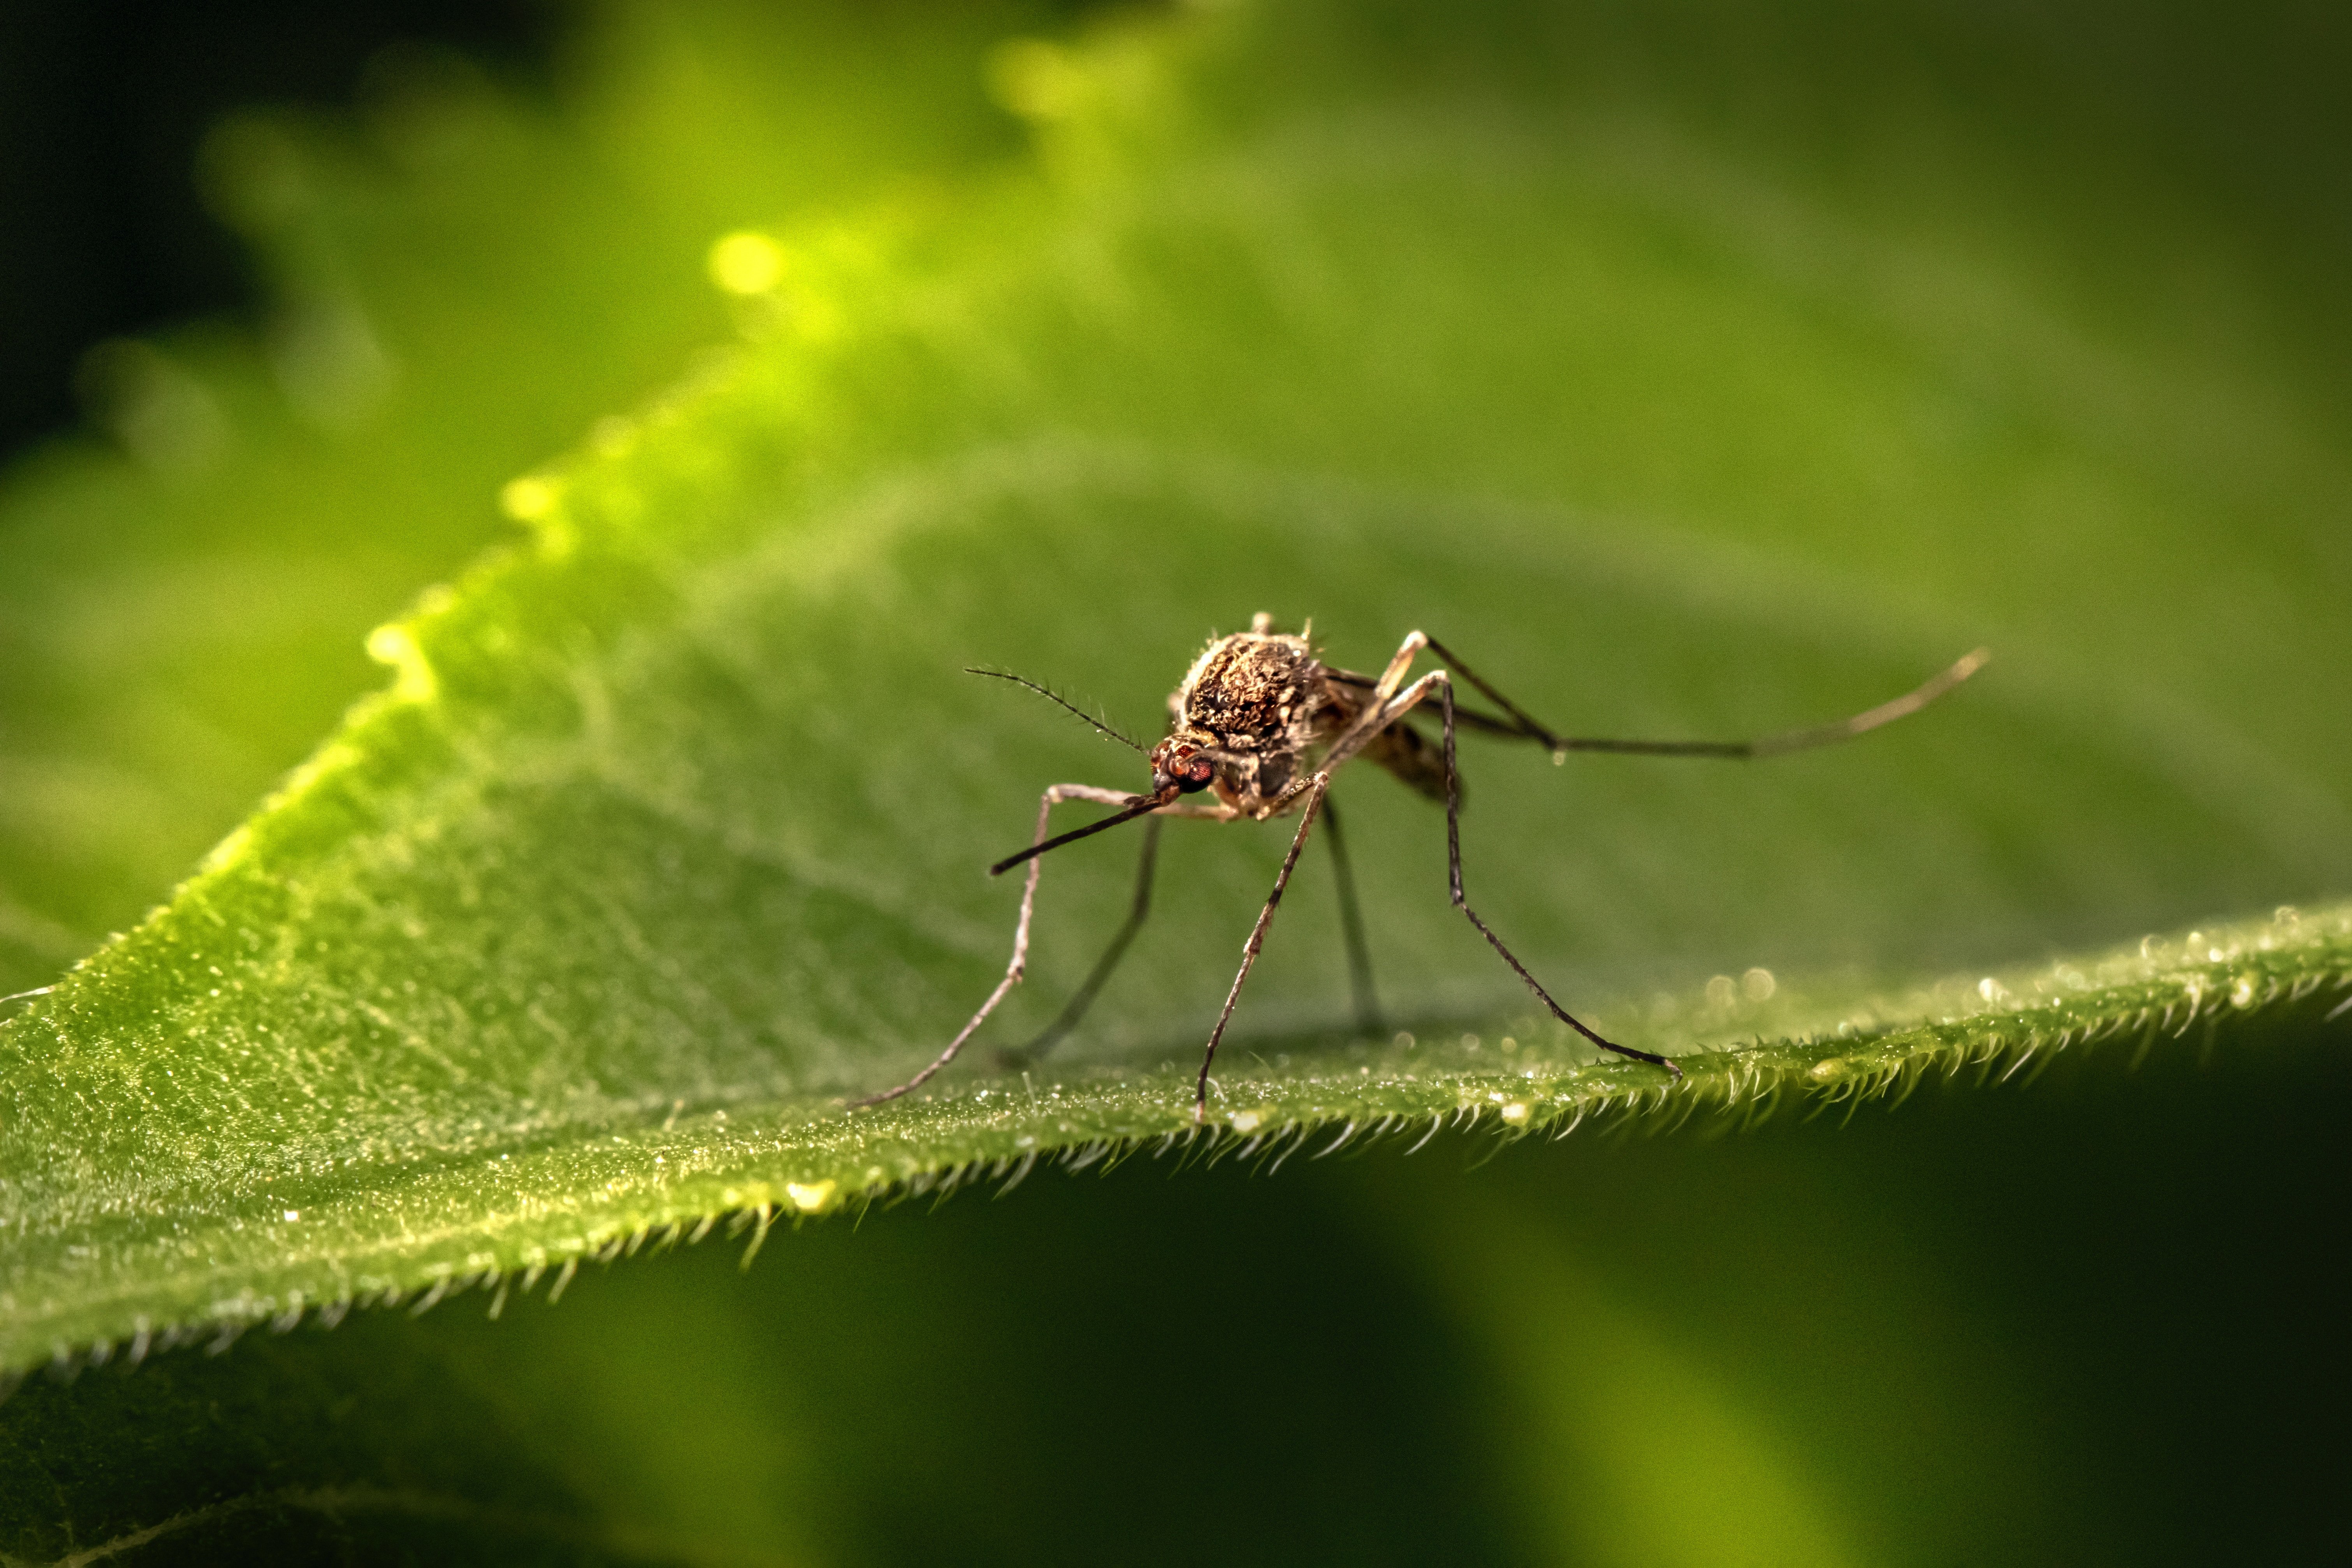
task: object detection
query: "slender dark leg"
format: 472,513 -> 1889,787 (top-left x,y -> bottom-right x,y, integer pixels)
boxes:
1320,796 -> 1383,1036
1194,774 -> 1331,1120
1429,673 -> 1682,1080
1002,815 -> 1162,1067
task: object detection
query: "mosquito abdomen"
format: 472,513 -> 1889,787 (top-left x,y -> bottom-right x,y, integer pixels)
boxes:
1362,721 -> 1452,804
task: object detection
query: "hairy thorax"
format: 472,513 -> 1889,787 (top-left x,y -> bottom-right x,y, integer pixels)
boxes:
1169,629 -> 1357,816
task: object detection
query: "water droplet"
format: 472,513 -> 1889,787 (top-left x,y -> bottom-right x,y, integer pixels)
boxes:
1499,1103 -> 1529,1124
1809,1058 -> 1848,1080
1705,975 -> 1737,1007
1229,1110 -> 1263,1134
784,1180 -> 836,1214
1742,967 -> 1776,1001
283,1210 -> 300,1222
2231,977 -> 2257,1007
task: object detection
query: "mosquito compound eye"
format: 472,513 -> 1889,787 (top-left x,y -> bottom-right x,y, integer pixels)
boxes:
1178,756 -> 1214,793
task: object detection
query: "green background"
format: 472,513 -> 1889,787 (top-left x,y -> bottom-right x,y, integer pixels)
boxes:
2,2 -> 2347,1562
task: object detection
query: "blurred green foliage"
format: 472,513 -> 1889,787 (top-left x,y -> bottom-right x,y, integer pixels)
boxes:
2,0 -> 2348,1563
0,0 -> 1062,991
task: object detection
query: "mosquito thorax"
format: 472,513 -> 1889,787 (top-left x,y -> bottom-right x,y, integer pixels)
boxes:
1176,631 -> 1327,748
1169,628 -> 1336,810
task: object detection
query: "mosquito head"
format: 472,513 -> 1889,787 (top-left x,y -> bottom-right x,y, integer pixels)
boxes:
1150,731 -> 1218,795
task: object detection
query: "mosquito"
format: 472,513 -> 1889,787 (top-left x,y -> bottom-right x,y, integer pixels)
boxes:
851,614 -> 1988,1122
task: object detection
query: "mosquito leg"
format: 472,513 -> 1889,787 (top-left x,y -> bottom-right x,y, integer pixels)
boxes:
849,782 -> 1128,1109
1342,670 -> 1679,1079
1420,635 -> 1990,759
1002,815 -> 1163,1068
1194,773 -> 1332,1121
1369,631 -> 1429,702
1419,635 -> 1561,746
1324,629 -> 1432,765
1429,672 -> 1681,1081
1320,795 -> 1384,1036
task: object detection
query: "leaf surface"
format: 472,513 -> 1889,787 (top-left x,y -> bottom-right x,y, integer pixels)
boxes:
4,0 -> 2351,1378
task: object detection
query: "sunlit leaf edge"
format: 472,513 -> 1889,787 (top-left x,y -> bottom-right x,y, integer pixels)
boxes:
2,898 -> 2343,1376
6,0 -> 2351,1384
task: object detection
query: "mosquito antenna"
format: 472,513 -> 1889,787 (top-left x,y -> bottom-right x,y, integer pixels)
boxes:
966,668 -> 1150,755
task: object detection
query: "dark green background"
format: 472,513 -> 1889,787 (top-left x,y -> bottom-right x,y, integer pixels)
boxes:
3,2 -> 2348,1563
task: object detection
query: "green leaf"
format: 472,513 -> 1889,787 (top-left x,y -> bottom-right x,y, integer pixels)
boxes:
4,21 -> 2351,1564
7,0 -> 2352,1375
